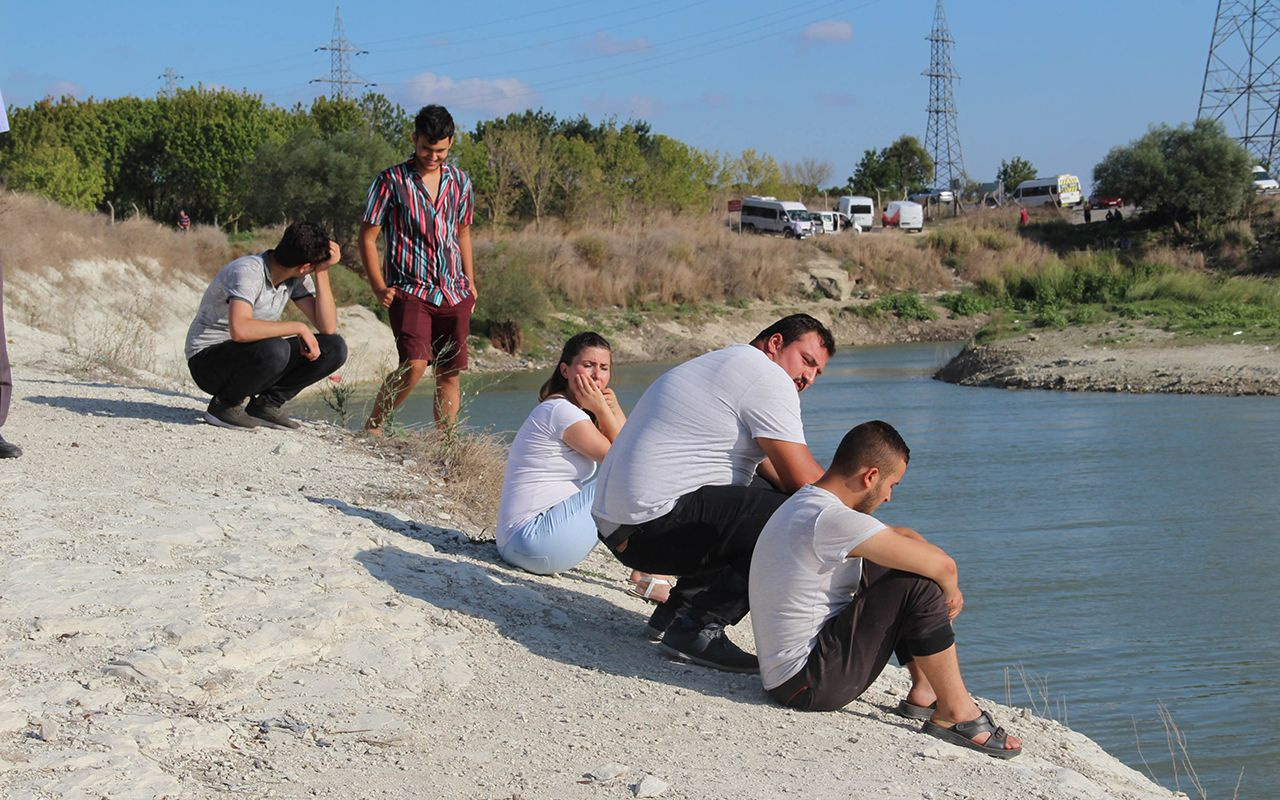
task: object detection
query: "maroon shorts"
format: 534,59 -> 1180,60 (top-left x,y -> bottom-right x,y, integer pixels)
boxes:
389,292 -> 474,371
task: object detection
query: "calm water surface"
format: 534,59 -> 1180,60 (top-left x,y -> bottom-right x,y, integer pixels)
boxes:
311,343 -> 1280,796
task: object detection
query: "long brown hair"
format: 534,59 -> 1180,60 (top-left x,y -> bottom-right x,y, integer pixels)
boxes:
539,331 -> 613,402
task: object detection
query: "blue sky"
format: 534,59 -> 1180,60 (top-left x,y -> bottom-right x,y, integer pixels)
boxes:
3,1 -> 1216,193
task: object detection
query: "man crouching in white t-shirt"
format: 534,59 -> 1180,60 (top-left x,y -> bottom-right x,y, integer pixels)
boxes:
592,314 -> 833,673
750,421 -> 1022,758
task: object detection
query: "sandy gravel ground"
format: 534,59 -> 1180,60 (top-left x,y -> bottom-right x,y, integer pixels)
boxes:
935,323 -> 1280,395
0,319 -> 1180,798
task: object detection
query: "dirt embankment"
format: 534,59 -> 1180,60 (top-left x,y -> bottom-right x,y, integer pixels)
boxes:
935,323 -> 1280,396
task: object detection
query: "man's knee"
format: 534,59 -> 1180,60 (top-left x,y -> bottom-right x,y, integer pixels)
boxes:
317,333 -> 348,370
251,338 -> 294,374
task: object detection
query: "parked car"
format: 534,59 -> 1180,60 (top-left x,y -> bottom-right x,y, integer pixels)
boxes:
1252,165 -> 1279,194
1087,193 -> 1123,209
908,188 -> 955,204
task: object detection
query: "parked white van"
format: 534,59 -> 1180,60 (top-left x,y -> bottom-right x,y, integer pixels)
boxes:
740,196 -> 813,238
1252,165 -> 1279,193
1011,174 -> 1083,207
882,200 -> 924,232
836,195 -> 875,231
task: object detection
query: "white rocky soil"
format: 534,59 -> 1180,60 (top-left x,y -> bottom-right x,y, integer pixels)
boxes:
0,262 -> 1178,799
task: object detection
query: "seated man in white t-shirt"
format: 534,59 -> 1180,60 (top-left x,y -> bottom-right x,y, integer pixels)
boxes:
592,314 -> 833,673
750,421 -> 1022,758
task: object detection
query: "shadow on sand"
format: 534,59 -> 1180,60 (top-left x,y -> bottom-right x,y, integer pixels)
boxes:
310,494 -> 770,705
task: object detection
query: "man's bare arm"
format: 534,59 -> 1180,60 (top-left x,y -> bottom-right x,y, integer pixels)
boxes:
360,222 -> 395,307
851,527 -> 962,619
294,240 -> 341,335
458,224 -> 476,301
227,299 -> 319,359
756,438 -> 824,492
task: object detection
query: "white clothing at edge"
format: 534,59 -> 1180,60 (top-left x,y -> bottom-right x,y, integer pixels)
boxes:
592,343 -> 806,528
749,485 -> 886,691
496,397 -> 596,547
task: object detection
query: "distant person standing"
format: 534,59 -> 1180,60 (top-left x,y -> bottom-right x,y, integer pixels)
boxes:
361,104 -> 476,433
1083,203 -> 1092,224
0,86 -> 21,459
1018,206 -> 1029,226
177,209 -> 191,232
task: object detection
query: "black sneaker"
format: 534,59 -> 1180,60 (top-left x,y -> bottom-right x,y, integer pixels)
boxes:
202,399 -> 260,431
645,600 -> 681,642
0,434 -> 21,459
659,617 -> 759,674
246,400 -> 300,430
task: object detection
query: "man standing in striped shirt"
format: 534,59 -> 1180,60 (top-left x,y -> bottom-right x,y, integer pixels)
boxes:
360,104 -> 477,432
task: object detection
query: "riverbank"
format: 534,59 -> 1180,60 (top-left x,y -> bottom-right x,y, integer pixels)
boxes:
0,317 -> 1180,799
935,321 -> 1280,395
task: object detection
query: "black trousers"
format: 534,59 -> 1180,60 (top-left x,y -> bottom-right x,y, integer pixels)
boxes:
603,483 -> 788,625
768,562 -> 955,712
187,334 -> 348,407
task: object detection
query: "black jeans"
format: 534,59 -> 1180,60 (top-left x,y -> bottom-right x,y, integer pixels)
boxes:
188,334 -> 348,407
603,483 -> 788,626
768,562 -> 955,712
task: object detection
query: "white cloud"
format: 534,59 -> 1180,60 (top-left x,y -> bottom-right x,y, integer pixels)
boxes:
44,80 -> 84,99
400,72 -> 538,116
583,31 -> 652,56
802,21 -> 853,43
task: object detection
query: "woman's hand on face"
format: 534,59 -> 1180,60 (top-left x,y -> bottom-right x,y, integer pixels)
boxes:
572,374 -> 608,414
602,387 -> 621,411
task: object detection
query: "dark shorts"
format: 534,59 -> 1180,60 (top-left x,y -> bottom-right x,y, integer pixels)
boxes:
389,292 -> 473,371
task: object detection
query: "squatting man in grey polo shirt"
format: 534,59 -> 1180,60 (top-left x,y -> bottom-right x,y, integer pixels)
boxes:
185,221 -> 347,430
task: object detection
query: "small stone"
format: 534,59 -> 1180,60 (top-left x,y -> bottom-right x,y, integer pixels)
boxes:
633,774 -> 669,797
587,762 -> 628,781
37,719 -> 59,743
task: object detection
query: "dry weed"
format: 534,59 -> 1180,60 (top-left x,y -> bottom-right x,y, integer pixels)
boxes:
0,191 -> 236,279
397,427 -> 508,539
815,232 -> 954,292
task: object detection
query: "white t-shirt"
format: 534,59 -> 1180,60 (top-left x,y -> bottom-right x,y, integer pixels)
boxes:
749,485 -> 887,690
496,397 -> 596,545
593,344 -> 806,527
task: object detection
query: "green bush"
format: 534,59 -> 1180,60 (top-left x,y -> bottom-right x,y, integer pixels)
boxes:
926,227 -> 977,257
866,291 -> 937,321
938,291 -> 993,317
474,246 -> 551,331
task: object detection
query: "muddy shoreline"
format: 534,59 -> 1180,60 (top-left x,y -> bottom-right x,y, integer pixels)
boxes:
934,323 -> 1280,396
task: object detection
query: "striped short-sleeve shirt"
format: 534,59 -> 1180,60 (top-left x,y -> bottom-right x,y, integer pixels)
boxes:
362,158 -> 474,306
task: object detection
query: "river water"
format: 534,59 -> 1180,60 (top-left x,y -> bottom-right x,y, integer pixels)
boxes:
306,342 -> 1280,797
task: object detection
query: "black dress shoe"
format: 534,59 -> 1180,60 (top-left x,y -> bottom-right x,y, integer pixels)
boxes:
0,434 -> 22,459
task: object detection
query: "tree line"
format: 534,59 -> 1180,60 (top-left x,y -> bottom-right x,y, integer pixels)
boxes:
0,88 -> 859,244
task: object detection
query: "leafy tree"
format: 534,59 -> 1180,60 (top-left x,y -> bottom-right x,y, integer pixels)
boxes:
553,135 -> 603,223
1093,118 -> 1253,224
882,135 -> 933,195
732,148 -> 783,197
358,92 -> 411,151
240,126 -> 399,250
503,127 -> 561,229
783,157 -> 833,196
3,142 -> 106,209
152,87 -> 291,226
996,156 -> 1037,194
848,136 -> 933,198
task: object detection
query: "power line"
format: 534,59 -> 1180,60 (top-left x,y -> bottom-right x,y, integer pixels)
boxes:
310,6 -> 375,101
